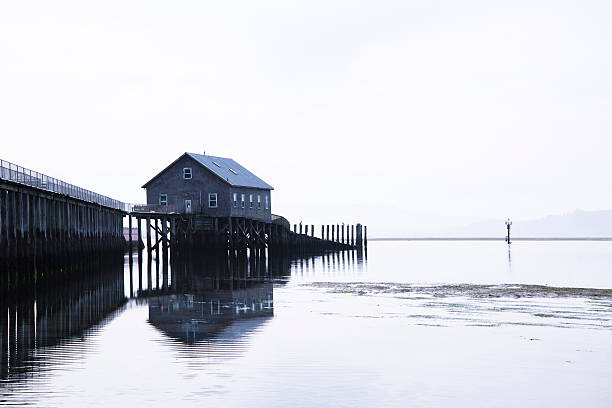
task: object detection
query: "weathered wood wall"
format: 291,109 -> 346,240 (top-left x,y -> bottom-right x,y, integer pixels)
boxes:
0,180 -> 125,263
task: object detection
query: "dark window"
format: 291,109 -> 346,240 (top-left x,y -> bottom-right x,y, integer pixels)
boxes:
233,193 -> 237,208
258,195 -> 261,208
159,194 -> 168,205
183,168 -> 192,179
208,193 -> 218,208
241,194 -> 245,208
249,194 -> 253,208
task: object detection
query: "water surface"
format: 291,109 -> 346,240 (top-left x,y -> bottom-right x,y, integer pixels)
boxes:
1,241 -> 612,407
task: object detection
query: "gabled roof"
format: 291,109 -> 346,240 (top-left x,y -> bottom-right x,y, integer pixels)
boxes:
142,152 -> 274,190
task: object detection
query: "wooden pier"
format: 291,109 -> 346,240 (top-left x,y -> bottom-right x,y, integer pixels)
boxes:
128,210 -> 367,257
0,159 -> 128,264
0,157 -> 367,267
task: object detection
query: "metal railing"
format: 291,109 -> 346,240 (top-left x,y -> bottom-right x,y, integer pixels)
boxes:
131,203 -> 181,214
0,158 -> 130,212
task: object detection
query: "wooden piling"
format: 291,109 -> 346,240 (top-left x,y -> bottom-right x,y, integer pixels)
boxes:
128,215 -> 133,248
146,217 -> 151,253
137,217 -> 142,249
154,218 -> 159,252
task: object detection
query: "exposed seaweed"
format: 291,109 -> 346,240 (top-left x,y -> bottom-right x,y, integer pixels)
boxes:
305,282 -> 612,300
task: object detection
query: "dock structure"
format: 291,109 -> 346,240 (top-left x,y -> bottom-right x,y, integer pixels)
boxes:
131,152 -> 366,255
0,154 -> 367,268
128,210 -> 366,257
0,159 -> 128,263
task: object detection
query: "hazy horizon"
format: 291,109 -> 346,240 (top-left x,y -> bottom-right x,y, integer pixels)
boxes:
2,1 -> 611,236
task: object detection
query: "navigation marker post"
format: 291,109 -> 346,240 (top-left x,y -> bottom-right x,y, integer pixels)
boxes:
505,218 -> 512,244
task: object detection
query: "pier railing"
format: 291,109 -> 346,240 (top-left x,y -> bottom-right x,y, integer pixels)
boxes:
0,159 -> 130,212
132,203 -> 181,214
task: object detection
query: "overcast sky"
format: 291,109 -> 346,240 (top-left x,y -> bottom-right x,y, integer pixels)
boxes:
1,1 -> 611,236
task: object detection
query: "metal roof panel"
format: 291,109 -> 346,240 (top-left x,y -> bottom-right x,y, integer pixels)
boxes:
186,153 -> 274,190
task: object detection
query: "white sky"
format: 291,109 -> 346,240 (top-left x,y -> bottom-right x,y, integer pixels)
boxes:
1,1 -> 611,236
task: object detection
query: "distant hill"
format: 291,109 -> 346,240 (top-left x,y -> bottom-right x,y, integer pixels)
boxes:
439,209 -> 612,238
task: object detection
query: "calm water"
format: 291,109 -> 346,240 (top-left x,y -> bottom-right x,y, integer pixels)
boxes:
2,241 -> 612,407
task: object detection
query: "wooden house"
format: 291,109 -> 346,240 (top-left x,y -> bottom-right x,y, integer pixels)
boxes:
141,153 -> 273,222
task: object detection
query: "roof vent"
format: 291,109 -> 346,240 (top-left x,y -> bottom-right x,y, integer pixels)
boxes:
229,168 -> 238,175
212,161 -> 221,167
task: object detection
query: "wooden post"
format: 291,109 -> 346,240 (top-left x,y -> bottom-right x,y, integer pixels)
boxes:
321,225 -> 324,240
146,217 -> 151,253
311,224 -> 314,237
128,214 -> 133,247
356,224 -> 363,247
162,216 -> 169,290
351,225 -> 354,246
305,224 -> 308,236
18,192 -> 24,240
137,216 -> 142,249
154,218 -> 159,252
364,226 -> 367,247
331,225 -> 335,242
341,224 -> 344,244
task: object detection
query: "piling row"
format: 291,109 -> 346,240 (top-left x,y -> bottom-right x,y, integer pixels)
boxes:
0,182 -> 125,266
129,214 -> 367,257
283,222 -> 367,252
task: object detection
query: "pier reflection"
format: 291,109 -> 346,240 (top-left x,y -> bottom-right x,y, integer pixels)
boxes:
142,247 -> 367,346
0,246 -> 366,385
0,253 -> 126,382
144,249 -> 288,344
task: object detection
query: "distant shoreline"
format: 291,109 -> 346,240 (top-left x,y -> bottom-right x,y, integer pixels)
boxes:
369,237 -> 612,241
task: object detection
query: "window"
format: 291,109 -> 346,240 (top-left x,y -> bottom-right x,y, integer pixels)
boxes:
183,168 -> 192,179
208,193 -> 218,208
258,195 -> 261,208
265,195 -> 269,210
159,193 -> 168,205
249,194 -> 253,208
233,193 -> 237,208
241,194 -> 245,208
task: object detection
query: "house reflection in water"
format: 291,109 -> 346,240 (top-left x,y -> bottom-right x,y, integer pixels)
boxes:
147,251 -> 287,344
148,284 -> 273,344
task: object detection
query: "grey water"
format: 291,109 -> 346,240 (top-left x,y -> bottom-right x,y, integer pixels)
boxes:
2,241 -> 612,407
